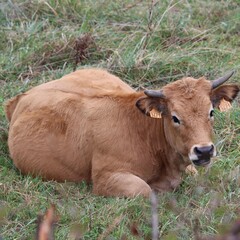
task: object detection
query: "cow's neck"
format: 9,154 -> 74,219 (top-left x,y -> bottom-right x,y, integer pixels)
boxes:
131,109 -> 186,168
156,118 -> 186,170
118,93 -> 188,172
139,116 -> 186,190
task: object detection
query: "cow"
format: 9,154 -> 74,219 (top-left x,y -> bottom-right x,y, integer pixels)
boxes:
5,69 -> 239,197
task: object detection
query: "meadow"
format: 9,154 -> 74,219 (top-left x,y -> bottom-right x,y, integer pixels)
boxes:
0,0 -> 240,239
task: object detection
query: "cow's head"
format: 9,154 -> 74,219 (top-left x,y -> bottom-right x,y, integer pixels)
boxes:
136,71 -> 239,166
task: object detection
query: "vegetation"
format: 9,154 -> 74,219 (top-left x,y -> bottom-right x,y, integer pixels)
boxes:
0,0 -> 240,239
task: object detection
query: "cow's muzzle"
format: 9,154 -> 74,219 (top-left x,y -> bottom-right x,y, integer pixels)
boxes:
189,144 -> 216,166
192,158 -> 211,166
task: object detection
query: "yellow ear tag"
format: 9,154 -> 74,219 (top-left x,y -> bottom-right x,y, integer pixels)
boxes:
219,99 -> 232,112
149,109 -> 162,119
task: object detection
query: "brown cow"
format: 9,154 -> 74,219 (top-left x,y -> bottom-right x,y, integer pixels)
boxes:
5,69 -> 239,197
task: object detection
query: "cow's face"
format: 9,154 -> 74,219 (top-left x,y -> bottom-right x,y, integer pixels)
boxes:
136,72 -> 239,166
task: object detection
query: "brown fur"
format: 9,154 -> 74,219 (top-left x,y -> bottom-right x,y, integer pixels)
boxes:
5,69 -> 239,197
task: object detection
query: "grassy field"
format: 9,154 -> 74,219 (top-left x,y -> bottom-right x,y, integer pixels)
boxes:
0,0 -> 240,239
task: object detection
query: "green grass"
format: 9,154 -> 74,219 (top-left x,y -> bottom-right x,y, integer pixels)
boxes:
0,0 -> 240,239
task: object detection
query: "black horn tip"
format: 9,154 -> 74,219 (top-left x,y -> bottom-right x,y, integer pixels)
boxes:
225,70 -> 235,78
144,89 -> 165,98
212,70 -> 235,89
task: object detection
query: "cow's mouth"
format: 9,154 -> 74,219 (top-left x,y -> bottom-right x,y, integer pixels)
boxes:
192,158 -> 211,166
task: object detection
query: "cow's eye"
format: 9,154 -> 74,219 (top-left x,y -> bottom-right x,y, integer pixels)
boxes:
210,110 -> 214,118
172,115 -> 180,125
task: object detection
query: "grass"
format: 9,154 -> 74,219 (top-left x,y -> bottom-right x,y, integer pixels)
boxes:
0,0 -> 240,239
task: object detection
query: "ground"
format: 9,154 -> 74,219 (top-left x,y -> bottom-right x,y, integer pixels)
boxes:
0,0 -> 240,239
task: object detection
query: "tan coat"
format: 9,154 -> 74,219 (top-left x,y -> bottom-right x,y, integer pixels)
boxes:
5,69 -> 239,197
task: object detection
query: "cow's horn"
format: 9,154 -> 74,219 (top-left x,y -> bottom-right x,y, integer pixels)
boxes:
212,71 -> 235,89
144,89 -> 165,98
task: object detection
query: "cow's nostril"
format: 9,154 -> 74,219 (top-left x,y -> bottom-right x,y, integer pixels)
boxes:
194,145 -> 214,157
209,144 -> 214,154
194,147 -> 202,155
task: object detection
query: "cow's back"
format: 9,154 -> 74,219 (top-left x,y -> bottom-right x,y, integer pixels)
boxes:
7,69 -> 134,125
29,68 -> 134,96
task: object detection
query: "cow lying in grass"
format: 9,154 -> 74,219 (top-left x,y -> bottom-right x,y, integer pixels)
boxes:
5,69 -> 239,197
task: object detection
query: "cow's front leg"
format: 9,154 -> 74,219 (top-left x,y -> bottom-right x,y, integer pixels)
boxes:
185,164 -> 198,175
149,176 -> 182,192
92,172 -> 152,198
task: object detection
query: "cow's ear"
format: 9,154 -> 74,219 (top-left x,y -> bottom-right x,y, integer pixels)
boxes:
136,97 -> 167,118
211,84 -> 239,112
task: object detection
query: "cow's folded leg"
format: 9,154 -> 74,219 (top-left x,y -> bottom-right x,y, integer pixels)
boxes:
150,176 -> 182,192
185,164 -> 198,175
92,172 -> 152,198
